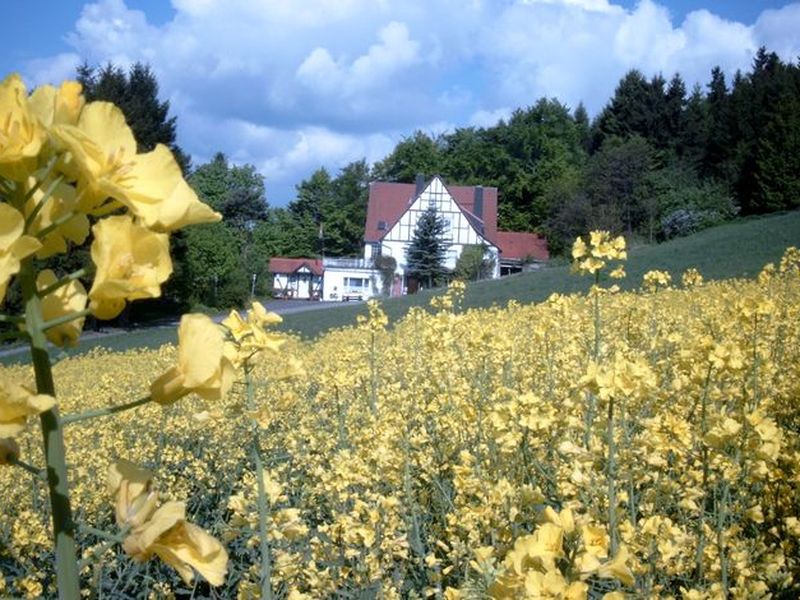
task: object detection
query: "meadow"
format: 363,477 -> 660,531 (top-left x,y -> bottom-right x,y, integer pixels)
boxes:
2,246 -> 799,598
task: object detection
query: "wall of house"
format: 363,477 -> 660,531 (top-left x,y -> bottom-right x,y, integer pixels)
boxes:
322,268 -> 380,301
369,177 -> 499,277
271,268 -> 323,299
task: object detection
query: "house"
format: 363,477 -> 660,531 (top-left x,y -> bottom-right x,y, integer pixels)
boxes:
269,176 -> 548,300
268,258 -> 324,299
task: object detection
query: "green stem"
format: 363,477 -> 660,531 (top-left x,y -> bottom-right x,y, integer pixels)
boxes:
37,268 -> 90,299
246,364 -> 273,600
36,211 -> 78,240
25,172 -> 64,230
77,524 -> 126,545
19,263 -> 81,599
22,156 -> 58,203
607,394 -> 618,557
61,395 -> 152,426
8,455 -> 44,478
41,309 -> 92,333
0,313 -> 24,324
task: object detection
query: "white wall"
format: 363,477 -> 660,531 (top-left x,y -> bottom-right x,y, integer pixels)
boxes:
322,267 -> 379,301
271,268 -> 322,299
370,176 -> 498,277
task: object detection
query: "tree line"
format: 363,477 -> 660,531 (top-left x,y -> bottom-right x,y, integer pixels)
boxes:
375,47 -> 800,253
17,50 -> 797,322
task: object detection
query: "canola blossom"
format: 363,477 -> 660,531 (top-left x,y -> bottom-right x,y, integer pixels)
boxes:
0,71 -> 225,596
2,248 -> 800,597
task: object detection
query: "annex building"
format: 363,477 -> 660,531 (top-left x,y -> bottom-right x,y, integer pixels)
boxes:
269,176 -> 548,301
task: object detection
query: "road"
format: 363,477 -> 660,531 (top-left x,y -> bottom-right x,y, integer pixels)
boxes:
0,299 -> 361,361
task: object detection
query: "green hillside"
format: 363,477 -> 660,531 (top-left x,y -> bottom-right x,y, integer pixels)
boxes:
2,210 -> 798,364
279,210 -> 800,338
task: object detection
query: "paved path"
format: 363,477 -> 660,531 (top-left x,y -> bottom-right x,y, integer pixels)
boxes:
0,299 -> 360,361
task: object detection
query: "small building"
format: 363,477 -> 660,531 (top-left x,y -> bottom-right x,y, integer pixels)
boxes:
268,258 -> 323,300
320,258 -> 380,301
269,176 -> 549,300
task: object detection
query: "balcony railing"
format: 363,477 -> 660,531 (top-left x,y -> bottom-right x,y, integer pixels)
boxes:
323,257 -> 374,269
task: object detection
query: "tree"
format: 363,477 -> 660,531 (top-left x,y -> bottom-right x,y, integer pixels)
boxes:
406,207 -> 449,289
327,160 -> 370,256
179,154 -> 270,306
454,245 -> 495,281
374,255 -> 398,296
77,61 -> 191,173
586,135 -> 653,235
372,131 -> 444,182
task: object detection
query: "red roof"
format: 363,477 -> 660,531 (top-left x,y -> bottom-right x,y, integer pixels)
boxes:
495,231 -> 549,261
268,257 -> 324,276
365,179 -> 499,243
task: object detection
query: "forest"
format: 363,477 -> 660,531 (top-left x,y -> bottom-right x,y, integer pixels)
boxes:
36,48 -> 800,314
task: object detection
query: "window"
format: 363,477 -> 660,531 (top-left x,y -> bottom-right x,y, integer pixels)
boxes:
377,220 -> 387,231
344,277 -> 369,288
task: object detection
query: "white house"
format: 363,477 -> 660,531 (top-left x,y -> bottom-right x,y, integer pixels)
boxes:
268,258 -> 324,300
269,176 -> 549,300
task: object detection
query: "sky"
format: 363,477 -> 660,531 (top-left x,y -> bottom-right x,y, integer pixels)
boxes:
4,0 -> 800,206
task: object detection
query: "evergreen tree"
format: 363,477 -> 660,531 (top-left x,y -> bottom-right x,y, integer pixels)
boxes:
680,85 -> 709,171
406,207 -> 449,288
77,61 -> 191,173
573,102 -> 591,153
664,73 -> 687,153
703,66 -> 732,181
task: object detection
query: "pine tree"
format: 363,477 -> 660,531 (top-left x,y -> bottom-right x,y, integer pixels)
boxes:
77,61 -> 191,173
406,207 -> 449,289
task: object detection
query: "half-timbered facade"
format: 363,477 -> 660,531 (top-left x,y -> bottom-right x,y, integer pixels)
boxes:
269,176 -> 548,299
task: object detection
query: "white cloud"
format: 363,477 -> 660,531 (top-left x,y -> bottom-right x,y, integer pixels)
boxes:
469,107 -> 512,128
754,3 -> 800,59
26,53 -> 81,87
18,0 -> 800,204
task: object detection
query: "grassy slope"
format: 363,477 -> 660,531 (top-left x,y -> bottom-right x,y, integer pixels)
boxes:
278,210 -> 800,338
2,210 -> 798,365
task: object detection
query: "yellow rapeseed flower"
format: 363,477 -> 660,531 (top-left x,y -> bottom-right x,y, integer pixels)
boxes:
22,175 -> 90,259
0,74 -> 45,180
107,459 -> 159,529
0,203 -> 42,303
88,215 -> 172,319
150,313 -> 236,405
0,377 -> 55,437
28,80 -> 84,127
122,501 -> 228,586
36,269 -> 87,347
52,102 -> 220,229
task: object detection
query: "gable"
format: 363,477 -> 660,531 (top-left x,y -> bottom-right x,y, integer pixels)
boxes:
268,257 -> 324,276
364,178 -> 498,243
383,176 -> 492,247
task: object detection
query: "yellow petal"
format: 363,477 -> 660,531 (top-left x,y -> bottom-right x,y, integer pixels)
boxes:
0,378 -> 55,437
151,521 -> 229,586
123,501 -> 186,559
36,269 -> 87,347
108,459 -> 158,528
178,314 -> 225,388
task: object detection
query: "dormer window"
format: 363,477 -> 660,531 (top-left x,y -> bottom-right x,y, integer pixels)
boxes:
377,220 -> 387,231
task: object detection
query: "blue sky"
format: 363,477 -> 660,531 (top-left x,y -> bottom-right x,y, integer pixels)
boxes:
4,1 -> 799,206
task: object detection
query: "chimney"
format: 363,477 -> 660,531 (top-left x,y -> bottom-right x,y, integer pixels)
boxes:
415,173 -> 425,195
473,186 -> 484,219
